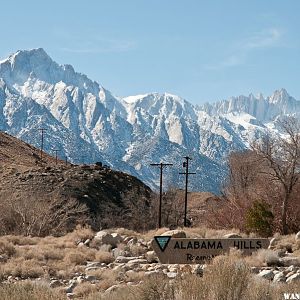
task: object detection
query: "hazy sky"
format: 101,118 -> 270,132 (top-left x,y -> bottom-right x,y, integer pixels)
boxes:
1,0 -> 299,104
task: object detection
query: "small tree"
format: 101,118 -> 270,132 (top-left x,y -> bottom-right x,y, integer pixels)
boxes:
252,117 -> 300,234
245,200 -> 274,237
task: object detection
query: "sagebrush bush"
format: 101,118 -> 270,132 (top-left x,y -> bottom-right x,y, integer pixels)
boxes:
95,251 -> 114,264
0,282 -> 65,300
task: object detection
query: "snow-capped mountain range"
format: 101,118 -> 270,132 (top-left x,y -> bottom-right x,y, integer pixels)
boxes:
0,48 -> 299,193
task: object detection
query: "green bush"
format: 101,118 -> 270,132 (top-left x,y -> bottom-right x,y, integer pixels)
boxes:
245,201 -> 274,237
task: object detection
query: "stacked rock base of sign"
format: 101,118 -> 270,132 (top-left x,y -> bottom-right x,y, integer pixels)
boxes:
0,229 -> 299,299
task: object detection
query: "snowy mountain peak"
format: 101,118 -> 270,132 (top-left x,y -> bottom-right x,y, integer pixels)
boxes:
0,49 -> 104,98
0,49 -> 299,193
268,88 -> 290,104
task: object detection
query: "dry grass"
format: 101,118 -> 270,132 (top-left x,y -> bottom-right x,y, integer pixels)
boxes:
95,251 -> 114,264
2,235 -> 40,246
245,249 -> 280,267
87,253 -> 300,300
2,257 -> 45,278
73,282 -> 102,298
64,248 -> 96,265
86,268 -> 118,284
0,282 -> 65,300
0,241 -> 16,258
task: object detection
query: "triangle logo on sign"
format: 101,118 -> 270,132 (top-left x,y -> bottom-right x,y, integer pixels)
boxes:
154,236 -> 171,252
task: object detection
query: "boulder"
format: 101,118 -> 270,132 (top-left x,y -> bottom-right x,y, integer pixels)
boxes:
145,270 -> 161,277
76,276 -> 85,284
127,258 -> 148,264
85,275 -> 97,282
84,239 -> 91,246
280,257 -> 300,267
286,273 -> 300,283
99,244 -> 112,252
112,248 -> 126,258
65,282 -> 77,293
49,280 -> 63,288
86,262 -> 105,268
258,269 -> 274,280
161,230 -> 186,238
105,284 -> 121,294
273,272 -> 286,283
192,264 -> 204,276
145,251 -> 158,263
223,233 -> 242,239
94,231 -> 121,247
111,233 -> 123,244
115,256 -> 139,263
166,272 -> 177,279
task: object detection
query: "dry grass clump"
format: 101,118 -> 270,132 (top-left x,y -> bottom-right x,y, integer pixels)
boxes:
202,254 -> 251,300
73,282 -> 101,298
272,234 -> 295,252
2,257 -> 45,278
245,249 -> 280,267
0,281 -> 65,300
127,244 -> 148,256
62,225 -> 94,244
64,247 -> 96,265
0,235 -> 39,246
268,233 -> 300,255
18,247 -> 44,261
125,271 -> 145,283
0,241 -> 16,258
85,268 -> 118,283
95,251 -> 114,264
246,278 -> 300,300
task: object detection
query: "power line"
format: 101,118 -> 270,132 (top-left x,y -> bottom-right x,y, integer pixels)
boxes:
38,128 -> 47,160
179,156 -> 196,227
150,162 -> 173,228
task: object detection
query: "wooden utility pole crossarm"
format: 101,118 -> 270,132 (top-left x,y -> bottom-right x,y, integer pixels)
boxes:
150,162 -> 173,228
179,156 -> 196,227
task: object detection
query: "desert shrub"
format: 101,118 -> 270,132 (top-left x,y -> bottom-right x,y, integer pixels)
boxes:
3,258 -> 44,278
73,282 -> 101,298
95,251 -> 114,264
204,254 -> 251,300
135,274 -> 177,300
0,282 -> 65,300
65,251 -> 91,265
0,241 -> 16,258
245,200 -> 274,237
245,249 -> 280,267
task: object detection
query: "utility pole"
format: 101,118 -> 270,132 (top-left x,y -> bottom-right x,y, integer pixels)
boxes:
150,162 -> 173,228
179,156 -> 196,227
38,128 -> 47,160
52,149 -> 59,165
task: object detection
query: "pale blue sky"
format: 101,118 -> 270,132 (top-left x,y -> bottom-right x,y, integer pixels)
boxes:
1,0 -> 299,104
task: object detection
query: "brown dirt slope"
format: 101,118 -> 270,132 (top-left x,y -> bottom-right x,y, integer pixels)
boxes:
0,131 -> 152,228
